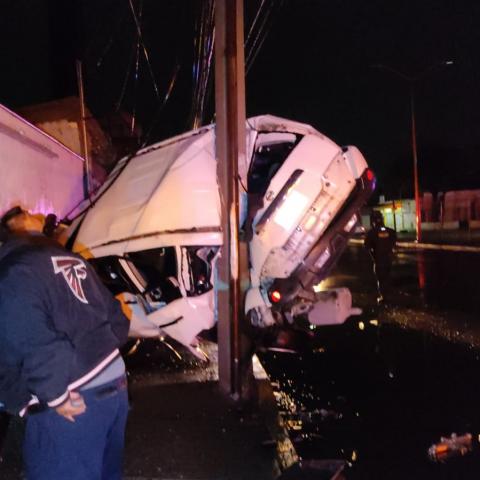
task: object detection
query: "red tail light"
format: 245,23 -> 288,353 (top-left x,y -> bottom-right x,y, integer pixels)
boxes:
270,290 -> 282,303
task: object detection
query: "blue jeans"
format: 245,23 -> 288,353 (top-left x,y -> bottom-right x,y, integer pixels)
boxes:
23,376 -> 129,480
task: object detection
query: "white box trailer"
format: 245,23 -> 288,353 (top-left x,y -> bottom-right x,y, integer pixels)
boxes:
0,104 -> 85,219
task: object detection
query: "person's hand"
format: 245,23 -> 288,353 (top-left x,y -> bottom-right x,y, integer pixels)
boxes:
55,391 -> 86,422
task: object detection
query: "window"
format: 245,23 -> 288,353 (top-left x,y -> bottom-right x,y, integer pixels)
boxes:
184,246 -> 219,296
247,133 -> 300,197
89,256 -> 136,296
125,247 -> 181,304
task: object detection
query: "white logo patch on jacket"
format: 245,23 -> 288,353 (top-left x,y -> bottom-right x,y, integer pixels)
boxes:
51,256 -> 89,304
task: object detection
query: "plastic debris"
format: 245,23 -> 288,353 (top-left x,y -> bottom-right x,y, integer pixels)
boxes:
428,433 -> 473,462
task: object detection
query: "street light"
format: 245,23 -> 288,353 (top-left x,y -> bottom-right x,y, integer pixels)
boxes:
372,60 -> 454,242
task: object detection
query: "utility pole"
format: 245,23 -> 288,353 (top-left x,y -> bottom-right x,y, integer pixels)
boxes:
372,60 -> 453,243
410,85 -> 421,242
76,60 -> 92,197
214,0 -> 248,399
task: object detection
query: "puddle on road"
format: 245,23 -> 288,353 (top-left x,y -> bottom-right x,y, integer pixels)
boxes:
259,313 -> 480,479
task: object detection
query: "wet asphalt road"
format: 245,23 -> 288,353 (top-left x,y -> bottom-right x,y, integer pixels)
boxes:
2,244 -> 480,479
258,244 -> 480,479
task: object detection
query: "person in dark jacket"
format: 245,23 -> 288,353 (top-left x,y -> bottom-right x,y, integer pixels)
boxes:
364,210 -> 397,303
0,209 -> 130,480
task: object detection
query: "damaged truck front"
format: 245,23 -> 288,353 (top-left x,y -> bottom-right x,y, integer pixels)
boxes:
66,115 -> 375,356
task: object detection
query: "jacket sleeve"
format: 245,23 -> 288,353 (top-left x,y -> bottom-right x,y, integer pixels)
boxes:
107,294 -> 130,347
86,261 -> 130,347
3,273 -> 75,408
0,365 -> 31,414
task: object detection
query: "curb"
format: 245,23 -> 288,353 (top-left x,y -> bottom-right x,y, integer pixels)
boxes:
349,238 -> 480,253
255,356 -> 299,474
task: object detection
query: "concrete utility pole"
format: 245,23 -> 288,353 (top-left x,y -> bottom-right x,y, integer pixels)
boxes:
214,0 -> 248,399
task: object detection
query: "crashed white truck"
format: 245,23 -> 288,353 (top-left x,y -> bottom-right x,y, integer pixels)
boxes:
63,115 -> 375,356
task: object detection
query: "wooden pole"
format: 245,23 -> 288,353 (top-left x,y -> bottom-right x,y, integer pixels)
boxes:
76,60 -> 92,197
214,0 -> 247,399
410,86 -> 422,242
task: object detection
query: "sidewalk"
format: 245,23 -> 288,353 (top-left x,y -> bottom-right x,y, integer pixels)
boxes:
396,229 -> 480,246
352,230 -> 480,252
123,376 -> 280,479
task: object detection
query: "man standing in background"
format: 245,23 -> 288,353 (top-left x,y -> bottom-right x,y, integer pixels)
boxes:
364,210 -> 397,304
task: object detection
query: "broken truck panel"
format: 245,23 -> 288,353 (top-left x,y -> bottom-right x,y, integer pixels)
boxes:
0,104 -> 84,218
67,115 -> 374,352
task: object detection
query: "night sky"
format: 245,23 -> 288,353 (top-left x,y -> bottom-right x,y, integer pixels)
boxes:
1,0 -> 479,199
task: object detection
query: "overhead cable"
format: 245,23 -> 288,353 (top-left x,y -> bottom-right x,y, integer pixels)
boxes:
190,0 -> 215,129
130,0 -> 144,134
246,0 -> 279,74
128,0 -> 161,100
141,61 -> 181,148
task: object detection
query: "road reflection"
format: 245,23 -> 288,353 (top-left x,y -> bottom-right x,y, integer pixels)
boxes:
259,245 -> 480,478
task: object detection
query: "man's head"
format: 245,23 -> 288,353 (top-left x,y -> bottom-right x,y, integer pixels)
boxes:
0,206 -> 44,234
370,210 -> 385,229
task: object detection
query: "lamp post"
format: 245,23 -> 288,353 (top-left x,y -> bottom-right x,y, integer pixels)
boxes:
373,61 -> 453,242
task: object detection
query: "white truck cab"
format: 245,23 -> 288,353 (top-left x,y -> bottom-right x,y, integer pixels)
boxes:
66,115 -> 375,355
